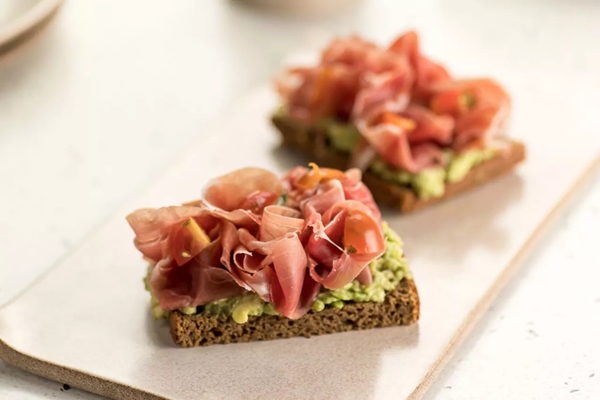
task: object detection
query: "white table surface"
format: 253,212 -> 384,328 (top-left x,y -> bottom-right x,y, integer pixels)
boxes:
0,1 -> 598,399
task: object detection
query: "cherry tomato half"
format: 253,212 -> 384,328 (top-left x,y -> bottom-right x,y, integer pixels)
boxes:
343,209 -> 384,255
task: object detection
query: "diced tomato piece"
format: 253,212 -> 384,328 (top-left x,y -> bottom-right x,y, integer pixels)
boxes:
294,163 -> 346,191
172,218 -> 211,266
381,112 -> 416,130
430,89 -> 474,117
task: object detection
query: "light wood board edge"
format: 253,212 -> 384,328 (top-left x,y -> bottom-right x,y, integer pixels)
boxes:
0,0 -> 63,57
0,155 -> 597,400
0,339 -> 167,399
407,154 -> 600,399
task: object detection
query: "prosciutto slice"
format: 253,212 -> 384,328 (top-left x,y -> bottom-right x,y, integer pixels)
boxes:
276,64 -> 359,123
352,55 -> 413,122
287,169 -> 384,289
357,76 -> 505,168
129,204 -> 261,310
322,36 -> 413,121
148,240 -> 246,311
339,168 -> 381,223
283,164 -> 380,222
126,202 -> 260,263
129,164 -> 387,320
319,33 -> 451,172
276,36 -> 413,124
305,200 -> 384,290
127,206 -> 207,262
203,167 -> 284,212
403,105 -> 455,144
388,30 -> 451,101
243,232 -> 313,319
428,78 -> 511,152
276,31 -> 512,174
358,119 -> 447,172
260,205 -> 304,241
230,205 -> 319,319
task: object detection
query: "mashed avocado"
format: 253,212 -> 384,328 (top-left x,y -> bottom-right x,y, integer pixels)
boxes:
371,159 -> 448,200
369,149 -> 496,200
318,118 -> 360,153
146,222 -> 410,323
202,293 -> 277,324
447,148 -> 496,183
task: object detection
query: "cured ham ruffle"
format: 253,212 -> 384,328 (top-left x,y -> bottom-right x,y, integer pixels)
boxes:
387,30 -> 451,102
282,163 -> 382,223
127,166 -> 385,320
427,78 -> 511,152
276,30 -> 511,173
203,167 -> 284,212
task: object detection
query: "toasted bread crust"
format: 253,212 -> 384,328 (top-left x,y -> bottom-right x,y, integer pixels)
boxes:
169,278 -> 419,347
271,115 -> 526,213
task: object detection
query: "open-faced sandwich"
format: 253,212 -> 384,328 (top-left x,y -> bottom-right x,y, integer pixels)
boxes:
127,164 -> 419,347
272,30 -> 526,213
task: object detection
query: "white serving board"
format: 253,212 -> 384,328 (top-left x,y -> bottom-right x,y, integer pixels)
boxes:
0,0 -> 62,56
0,84 -> 597,400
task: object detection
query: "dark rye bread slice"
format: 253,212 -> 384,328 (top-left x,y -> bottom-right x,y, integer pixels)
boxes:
272,114 -> 526,213
170,278 -> 419,347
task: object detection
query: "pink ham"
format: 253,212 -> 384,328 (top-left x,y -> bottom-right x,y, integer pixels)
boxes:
305,200 -> 384,290
355,104 -> 453,172
126,202 -> 260,263
140,203 -> 311,316
259,205 -> 304,241
233,206 -> 317,319
352,54 -> 414,122
148,240 -> 246,311
203,167 -> 283,212
276,35 -> 413,124
247,233 -> 312,318
339,168 -> 381,223
291,170 -> 384,288
321,35 -> 379,66
388,30 -> 451,102
283,165 -> 381,222
427,78 -> 511,152
129,164 -> 387,320
276,65 -> 359,123
358,120 -> 446,173
319,32 -> 452,173
402,104 -> 455,144
276,32 -> 512,174
129,204 -> 261,310
126,206 -> 209,262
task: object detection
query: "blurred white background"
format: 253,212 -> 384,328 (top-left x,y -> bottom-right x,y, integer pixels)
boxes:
0,0 -> 598,399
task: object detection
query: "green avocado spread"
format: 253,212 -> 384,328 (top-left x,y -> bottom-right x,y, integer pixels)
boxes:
446,147 -> 496,182
146,222 -> 410,324
318,118 -> 360,153
283,114 -> 496,200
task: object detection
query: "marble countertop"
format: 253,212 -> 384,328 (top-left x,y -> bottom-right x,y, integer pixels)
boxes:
0,1 -> 598,399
